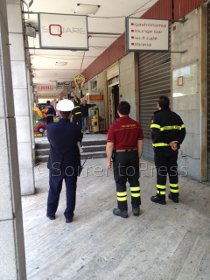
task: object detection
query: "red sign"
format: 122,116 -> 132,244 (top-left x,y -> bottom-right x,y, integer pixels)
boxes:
89,95 -> 104,101
36,85 -> 54,91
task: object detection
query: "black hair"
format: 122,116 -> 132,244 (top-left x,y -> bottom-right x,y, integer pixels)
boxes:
46,100 -> 50,104
117,101 -> 130,115
60,111 -> 71,118
158,95 -> 170,110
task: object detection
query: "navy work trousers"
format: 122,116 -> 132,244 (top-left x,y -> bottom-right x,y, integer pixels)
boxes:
113,150 -> 140,211
47,170 -> 77,219
72,115 -> 82,130
154,148 -> 178,186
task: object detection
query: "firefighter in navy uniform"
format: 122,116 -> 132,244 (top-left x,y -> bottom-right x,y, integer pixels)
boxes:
45,100 -> 56,124
106,101 -> 144,218
150,96 -> 186,205
70,96 -> 82,130
46,99 -> 82,223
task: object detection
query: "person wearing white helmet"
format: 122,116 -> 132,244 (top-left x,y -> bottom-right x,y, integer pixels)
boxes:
46,99 -> 82,223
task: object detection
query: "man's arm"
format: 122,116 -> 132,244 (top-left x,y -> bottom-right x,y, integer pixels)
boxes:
87,104 -> 96,108
170,118 -> 186,151
137,139 -> 143,159
178,122 -> 186,144
106,142 -> 114,169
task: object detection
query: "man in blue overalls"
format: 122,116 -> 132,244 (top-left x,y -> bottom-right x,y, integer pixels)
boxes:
46,99 -> 82,223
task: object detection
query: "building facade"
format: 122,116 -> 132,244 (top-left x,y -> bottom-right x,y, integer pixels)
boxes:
82,0 -> 210,182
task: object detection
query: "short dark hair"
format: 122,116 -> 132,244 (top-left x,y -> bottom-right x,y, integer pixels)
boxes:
60,111 -> 71,118
158,96 -> 170,110
117,101 -> 130,115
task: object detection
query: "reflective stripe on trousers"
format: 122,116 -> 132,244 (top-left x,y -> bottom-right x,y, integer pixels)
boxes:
156,184 -> 166,195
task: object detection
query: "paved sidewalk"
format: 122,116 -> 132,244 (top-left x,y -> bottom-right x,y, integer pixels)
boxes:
22,158 -> 210,280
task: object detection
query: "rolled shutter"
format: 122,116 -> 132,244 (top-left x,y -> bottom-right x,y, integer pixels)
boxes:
107,62 -> 119,80
138,50 -> 171,160
207,3 -> 210,178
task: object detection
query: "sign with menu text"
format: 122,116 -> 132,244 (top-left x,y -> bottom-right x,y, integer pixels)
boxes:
126,18 -> 168,51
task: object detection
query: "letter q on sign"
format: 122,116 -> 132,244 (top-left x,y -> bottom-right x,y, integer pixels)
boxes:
49,24 -> 63,37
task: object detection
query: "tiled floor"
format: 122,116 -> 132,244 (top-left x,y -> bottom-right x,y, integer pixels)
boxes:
22,157 -> 210,280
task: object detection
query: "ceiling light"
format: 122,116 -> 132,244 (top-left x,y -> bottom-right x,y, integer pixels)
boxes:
55,62 -> 68,66
74,3 -> 101,15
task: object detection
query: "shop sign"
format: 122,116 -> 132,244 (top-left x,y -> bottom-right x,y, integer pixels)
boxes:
126,18 -> 168,51
37,93 -> 58,98
39,13 -> 88,50
56,81 -> 71,88
36,85 -> 54,91
89,95 -> 104,101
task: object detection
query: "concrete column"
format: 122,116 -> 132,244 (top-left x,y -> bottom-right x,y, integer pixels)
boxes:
7,1 -> 35,194
200,6 -> 208,181
171,8 -> 202,180
0,0 -> 26,279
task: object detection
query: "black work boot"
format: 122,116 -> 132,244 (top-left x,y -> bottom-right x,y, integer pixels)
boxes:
113,208 -> 128,218
168,193 -> 179,203
151,194 -> 166,205
65,217 -> 73,223
47,215 -> 56,220
132,206 -> 140,216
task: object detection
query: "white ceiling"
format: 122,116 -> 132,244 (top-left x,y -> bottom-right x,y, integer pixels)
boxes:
23,0 -> 158,86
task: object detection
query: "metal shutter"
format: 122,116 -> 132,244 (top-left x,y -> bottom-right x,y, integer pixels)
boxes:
138,50 -> 171,160
107,62 -> 119,80
207,3 -> 210,179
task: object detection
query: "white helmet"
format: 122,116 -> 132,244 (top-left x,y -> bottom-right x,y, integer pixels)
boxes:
56,99 -> 74,112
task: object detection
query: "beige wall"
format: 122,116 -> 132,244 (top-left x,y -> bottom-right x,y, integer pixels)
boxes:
171,7 -> 207,181
119,52 -> 138,120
